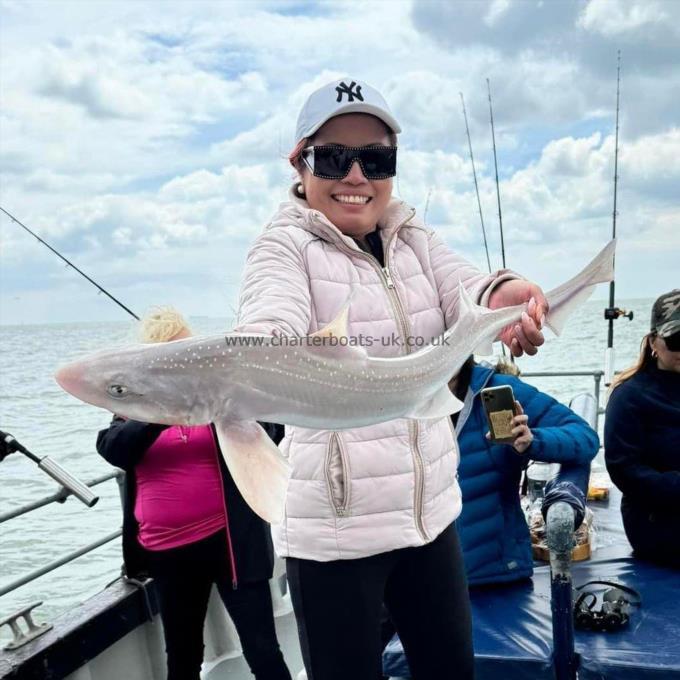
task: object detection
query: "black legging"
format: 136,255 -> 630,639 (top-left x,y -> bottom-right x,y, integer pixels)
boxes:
286,522 -> 474,680
146,529 -> 291,680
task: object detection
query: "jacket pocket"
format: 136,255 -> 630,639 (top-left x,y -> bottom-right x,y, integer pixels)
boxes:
325,432 -> 351,517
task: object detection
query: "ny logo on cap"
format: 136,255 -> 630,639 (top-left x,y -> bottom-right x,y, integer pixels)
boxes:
336,81 -> 363,103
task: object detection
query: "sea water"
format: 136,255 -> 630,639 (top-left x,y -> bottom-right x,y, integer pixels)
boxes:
0,297 -> 653,642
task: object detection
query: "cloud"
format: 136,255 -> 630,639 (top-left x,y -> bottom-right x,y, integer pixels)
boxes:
0,0 -> 678,324
33,34 -> 269,126
409,0 -> 680,137
578,0 -> 669,37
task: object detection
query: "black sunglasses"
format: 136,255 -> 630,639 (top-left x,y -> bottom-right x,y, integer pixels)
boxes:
301,145 -> 397,180
663,330 -> 680,352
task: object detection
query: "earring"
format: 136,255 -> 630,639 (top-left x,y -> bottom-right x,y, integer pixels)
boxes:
652,350 -> 658,358
296,183 -> 306,197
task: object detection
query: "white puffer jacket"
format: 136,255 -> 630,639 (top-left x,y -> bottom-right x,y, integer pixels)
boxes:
235,187 -> 517,561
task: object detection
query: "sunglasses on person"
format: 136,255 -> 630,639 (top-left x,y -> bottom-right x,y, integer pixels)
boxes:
663,330 -> 680,352
301,145 -> 397,180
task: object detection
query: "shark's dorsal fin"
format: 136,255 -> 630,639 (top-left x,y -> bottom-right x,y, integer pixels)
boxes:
458,281 -> 477,319
308,292 -> 367,361
310,302 -> 350,339
451,282 -> 495,356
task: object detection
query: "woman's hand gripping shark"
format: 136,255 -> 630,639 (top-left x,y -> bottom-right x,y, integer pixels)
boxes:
55,241 -> 615,523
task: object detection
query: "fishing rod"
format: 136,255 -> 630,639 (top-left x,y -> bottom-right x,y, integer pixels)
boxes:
603,51 -> 633,386
460,92 -> 492,273
0,208 -> 138,501
0,206 -> 139,321
486,79 -> 510,360
486,78 -> 507,270
423,187 -> 433,225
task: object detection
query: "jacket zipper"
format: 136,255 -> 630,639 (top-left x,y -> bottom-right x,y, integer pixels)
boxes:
446,414 -> 460,484
208,427 -> 239,589
325,432 -> 351,517
383,245 -> 429,542
321,210 -> 429,541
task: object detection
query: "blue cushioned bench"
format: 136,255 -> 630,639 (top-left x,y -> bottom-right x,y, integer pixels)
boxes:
383,489 -> 680,679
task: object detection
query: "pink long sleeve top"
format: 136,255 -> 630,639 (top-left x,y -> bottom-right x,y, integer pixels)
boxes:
134,424 -> 228,552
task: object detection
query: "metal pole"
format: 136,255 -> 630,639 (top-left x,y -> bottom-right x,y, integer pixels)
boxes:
593,373 -> 602,430
0,530 -> 122,597
116,471 -> 127,513
0,471 -> 120,524
546,502 -> 577,680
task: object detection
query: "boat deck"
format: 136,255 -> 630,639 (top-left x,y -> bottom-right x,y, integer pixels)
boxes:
204,606 -> 304,680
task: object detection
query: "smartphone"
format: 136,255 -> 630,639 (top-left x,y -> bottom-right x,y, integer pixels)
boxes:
481,385 -> 516,444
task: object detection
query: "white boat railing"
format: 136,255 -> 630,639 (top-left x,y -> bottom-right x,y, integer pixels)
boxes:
521,370 -> 605,430
0,472 -> 124,599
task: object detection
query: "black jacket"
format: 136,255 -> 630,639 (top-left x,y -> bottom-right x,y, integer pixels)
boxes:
605,363 -> 680,563
96,417 -> 285,584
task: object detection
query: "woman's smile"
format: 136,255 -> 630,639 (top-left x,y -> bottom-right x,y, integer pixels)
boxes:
331,193 -> 373,206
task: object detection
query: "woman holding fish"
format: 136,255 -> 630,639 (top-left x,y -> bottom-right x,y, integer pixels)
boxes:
235,78 -> 548,680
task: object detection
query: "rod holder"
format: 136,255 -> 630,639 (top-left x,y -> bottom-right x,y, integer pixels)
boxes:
38,457 -> 99,508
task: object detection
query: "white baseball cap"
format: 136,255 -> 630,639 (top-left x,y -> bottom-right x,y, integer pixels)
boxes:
295,78 -> 402,143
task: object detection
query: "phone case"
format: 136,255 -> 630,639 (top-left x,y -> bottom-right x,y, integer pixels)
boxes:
481,385 -> 516,443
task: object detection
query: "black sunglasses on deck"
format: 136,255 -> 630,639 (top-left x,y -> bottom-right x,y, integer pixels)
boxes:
663,330 -> 680,352
301,145 -> 397,180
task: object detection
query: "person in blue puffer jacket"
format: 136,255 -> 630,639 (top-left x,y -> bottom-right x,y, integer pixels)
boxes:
377,356 -> 600,660
452,357 -> 599,585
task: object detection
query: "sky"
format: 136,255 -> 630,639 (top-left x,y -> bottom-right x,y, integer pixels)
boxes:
0,0 -> 678,325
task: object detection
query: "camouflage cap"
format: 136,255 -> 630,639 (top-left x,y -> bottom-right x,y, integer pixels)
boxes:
651,289 -> 680,337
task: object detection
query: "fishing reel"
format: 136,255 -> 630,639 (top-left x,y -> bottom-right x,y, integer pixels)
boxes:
604,306 -> 634,321
573,580 -> 641,632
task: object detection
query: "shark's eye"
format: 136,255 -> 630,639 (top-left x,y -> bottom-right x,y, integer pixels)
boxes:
107,384 -> 129,399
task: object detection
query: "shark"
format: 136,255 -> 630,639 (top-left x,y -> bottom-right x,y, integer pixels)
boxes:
55,240 -> 615,523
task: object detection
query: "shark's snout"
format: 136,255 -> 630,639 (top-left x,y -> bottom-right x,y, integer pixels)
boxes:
55,361 -> 86,398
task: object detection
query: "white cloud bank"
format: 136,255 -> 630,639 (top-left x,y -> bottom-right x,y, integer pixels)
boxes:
0,0 -> 678,325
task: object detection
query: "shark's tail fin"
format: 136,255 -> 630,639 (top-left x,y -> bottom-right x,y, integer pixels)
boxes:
544,239 -> 616,335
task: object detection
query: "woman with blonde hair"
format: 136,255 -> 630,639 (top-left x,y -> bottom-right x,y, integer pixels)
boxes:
235,78 -> 550,680
96,306 -> 291,680
605,290 -> 680,566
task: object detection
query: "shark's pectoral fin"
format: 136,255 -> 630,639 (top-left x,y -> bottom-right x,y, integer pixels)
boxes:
405,387 -> 463,420
214,419 -> 290,524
